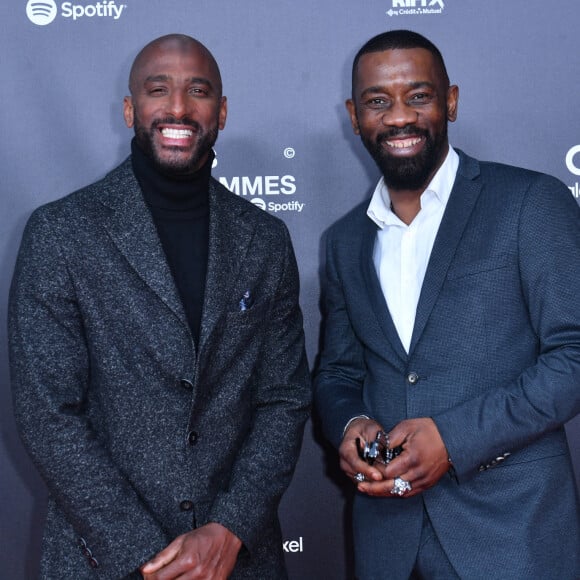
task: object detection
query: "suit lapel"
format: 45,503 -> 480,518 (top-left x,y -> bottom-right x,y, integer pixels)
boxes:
360,216 -> 409,367
198,180 -> 256,352
99,159 -> 189,330
409,152 -> 482,353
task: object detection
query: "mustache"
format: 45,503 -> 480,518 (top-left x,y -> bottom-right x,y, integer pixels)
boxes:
152,116 -> 202,132
377,125 -> 428,142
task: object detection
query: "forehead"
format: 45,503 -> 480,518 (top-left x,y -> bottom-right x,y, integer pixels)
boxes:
132,41 -> 219,86
354,48 -> 445,94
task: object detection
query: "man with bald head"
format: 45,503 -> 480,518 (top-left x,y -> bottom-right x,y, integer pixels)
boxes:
9,34 -> 310,579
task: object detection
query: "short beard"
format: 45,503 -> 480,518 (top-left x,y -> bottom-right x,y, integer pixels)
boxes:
361,125 -> 447,191
133,111 -> 218,177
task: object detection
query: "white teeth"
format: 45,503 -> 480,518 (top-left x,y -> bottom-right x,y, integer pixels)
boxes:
386,137 -> 422,149
161,128 -> 193,139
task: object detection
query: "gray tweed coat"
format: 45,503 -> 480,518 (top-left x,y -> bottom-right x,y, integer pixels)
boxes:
9,158 -> 311,579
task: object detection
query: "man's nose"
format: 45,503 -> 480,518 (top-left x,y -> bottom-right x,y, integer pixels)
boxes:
382,100 -> 418,127
167,91 -> 189,119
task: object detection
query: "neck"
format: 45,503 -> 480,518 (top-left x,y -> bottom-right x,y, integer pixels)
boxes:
131,139 -> 213,209
389,189 -> 423,225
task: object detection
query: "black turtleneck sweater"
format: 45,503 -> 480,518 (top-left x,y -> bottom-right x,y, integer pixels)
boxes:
131,139 -> 211,344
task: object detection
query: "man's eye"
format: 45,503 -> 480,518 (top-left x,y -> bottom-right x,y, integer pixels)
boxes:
410,93 -> 429,102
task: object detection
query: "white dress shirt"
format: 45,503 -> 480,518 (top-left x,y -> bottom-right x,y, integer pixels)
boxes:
367,146 -> 459,353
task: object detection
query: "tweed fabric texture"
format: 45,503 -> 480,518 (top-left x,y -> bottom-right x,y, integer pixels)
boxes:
9,158 -> 311,579
315,150 -> 580,579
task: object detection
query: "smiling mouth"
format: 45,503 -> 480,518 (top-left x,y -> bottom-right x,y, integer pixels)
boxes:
385,136 -> 424,149
160,128 -> 194,139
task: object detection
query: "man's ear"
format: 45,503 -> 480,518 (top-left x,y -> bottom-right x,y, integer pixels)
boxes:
123,96 -> 134,128
447,85 -> 459,123
346,99 -> 360,135
218,96 -> 227,131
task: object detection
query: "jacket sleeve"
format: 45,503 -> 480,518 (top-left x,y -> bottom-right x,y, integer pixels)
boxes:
206,223 -> 312,554
8,208 -> 169,578
433,174 -> 580,481
313,229 -> 373,450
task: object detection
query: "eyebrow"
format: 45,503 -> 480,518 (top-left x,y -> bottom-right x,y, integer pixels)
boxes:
359,81 -> 436,98
144,75 -> 215,89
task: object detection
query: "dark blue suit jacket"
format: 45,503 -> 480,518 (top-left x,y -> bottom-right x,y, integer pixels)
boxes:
315,150 -> 580,579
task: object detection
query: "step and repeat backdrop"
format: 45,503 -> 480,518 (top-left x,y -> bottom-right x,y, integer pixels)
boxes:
1,1 -> 580,578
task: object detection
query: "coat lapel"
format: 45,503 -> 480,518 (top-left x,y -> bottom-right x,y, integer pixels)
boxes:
98,159 -> 189,330
198,180 -> 256,353
409,151 -> 483,353
360,216 -> 409,368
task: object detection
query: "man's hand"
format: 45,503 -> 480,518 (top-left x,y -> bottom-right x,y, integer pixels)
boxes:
357,418 -> 451,498
140,522 -> 242,580
339,417 -> 388,485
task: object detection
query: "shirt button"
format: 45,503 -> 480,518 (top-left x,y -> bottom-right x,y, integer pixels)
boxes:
187,431 -> 199,445
180,500 -> 194,511
407,372 -> 419,385
180,378 -> 193,390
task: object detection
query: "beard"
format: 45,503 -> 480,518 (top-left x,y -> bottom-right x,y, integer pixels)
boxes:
361,124 -> 447,191
133,110 -> 219,177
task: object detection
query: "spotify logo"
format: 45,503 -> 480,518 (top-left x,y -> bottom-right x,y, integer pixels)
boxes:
26,0 -> 58,25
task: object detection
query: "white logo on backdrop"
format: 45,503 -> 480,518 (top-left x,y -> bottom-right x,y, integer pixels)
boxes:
250,198 -> 267,211
566,145 -> 580,176
282,537 -> 304,553
26,0 -> 58,25
386,0 -> 445,17
26,0 -> 126,25
566,145 -> 580,198
218,148 -> 305,214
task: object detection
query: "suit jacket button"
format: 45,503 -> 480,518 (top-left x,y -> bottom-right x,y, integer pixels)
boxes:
89,557 -> 99,569
180,500 -> 194,511
407,372 -> 419,385
187,431 -> 199,445
180,378 -> 194,390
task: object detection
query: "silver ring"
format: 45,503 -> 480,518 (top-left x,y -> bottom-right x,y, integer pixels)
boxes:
354,472 -> 365,483
391,476 -> 412,496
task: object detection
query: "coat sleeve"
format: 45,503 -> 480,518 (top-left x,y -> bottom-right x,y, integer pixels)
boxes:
8,208 -> 169,578
206,222 -> 311,554
313,227 -> 374,450
432,174 -> 580,481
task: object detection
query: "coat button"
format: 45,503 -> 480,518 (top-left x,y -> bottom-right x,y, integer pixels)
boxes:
187,431 -> 198,445
407,372 -> 419,385
180,378 -> 194,390
180,500 -> 194,511
89,557 -> 99,568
